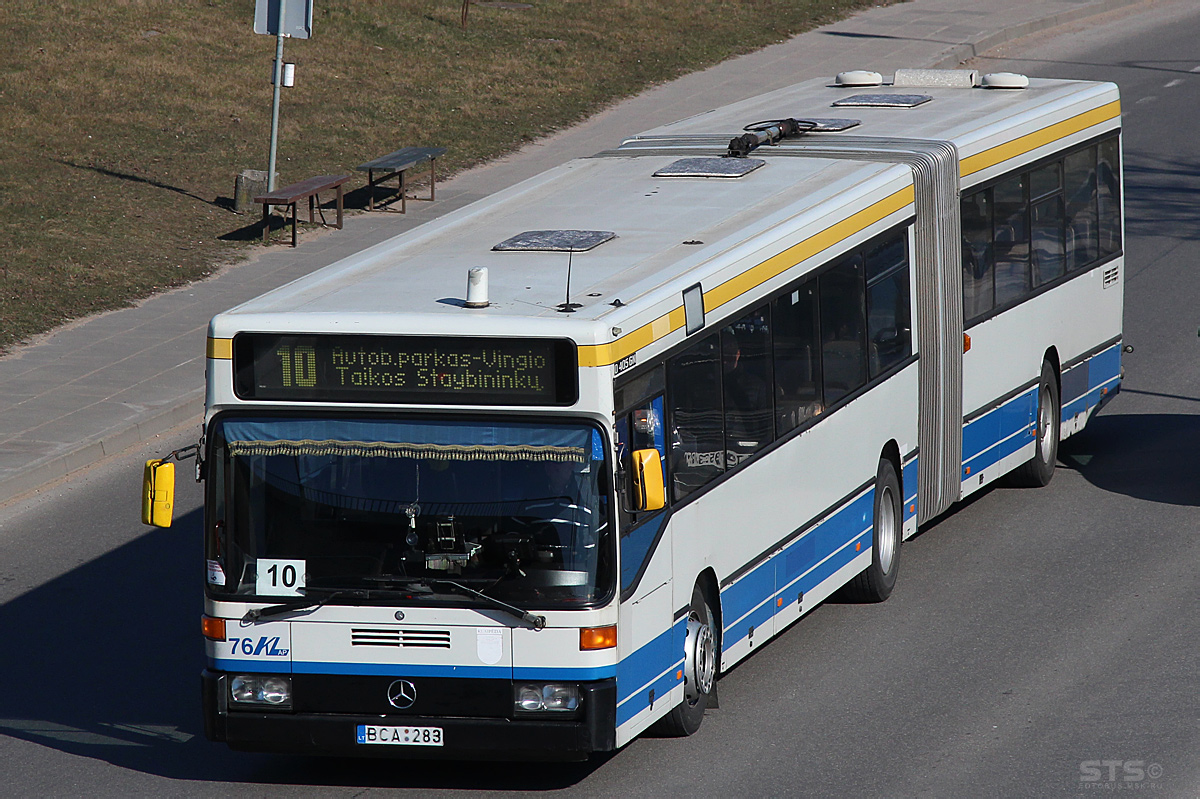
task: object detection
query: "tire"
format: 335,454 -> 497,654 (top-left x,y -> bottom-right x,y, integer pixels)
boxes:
1010,361 -> 1060,487
656,583 -> 719,737
844,458 -> 901,603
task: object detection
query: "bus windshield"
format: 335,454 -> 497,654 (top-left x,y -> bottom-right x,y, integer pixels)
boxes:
205,416 -> 613,608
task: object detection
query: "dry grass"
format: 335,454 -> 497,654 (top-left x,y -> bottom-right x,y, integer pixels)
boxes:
0,0 -> 896,349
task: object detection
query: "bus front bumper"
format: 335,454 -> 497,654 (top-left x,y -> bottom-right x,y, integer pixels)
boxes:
202,670 -> 616,761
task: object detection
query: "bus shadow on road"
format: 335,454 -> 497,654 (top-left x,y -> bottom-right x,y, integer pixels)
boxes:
1058,412 -> 1200,506
0,506 -> 606,789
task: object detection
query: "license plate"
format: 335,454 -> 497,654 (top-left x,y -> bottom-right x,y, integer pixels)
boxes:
356,724 -> 443,746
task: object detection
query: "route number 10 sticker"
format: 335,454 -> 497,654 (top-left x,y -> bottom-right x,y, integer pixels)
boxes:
256,558 -> 306,596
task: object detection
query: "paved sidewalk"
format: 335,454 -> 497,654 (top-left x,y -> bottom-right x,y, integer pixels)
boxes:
0,0 -> 1142,504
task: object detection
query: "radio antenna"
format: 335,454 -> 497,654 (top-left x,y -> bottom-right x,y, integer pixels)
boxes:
557,248 -> 582,313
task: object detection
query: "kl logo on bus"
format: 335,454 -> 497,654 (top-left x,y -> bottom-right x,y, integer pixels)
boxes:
229,636 -> 289,657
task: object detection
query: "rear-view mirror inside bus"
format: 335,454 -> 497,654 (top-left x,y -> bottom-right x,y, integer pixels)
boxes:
632,449 -> 666,511
141,459 -> 176,528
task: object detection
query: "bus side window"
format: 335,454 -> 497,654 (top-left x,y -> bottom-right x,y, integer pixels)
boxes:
667,333 -> 724,501
1030,162 -> 1065,286
865,235 -> 912,378
819,255 -> 868,405
1097,137 -> 1121,256
721,306 -> 773,466
773,281 -> 821,435
962,189 -> 995,320
993,173 -> 1030,305
1064,146 -> 1099,271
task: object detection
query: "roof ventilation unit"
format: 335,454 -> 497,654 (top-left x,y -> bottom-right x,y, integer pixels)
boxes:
835,70 -> 883,87
981,72 -> 1030,89
464,267 -> 489,308
893,68 -> 979,88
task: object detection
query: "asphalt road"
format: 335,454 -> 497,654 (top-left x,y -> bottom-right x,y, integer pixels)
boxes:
1,3 -> 1197,796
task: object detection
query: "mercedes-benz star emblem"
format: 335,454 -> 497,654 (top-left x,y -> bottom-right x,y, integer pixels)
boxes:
387,679 -> 417,709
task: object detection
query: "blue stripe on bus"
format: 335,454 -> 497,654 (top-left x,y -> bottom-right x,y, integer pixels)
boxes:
902,456 -> 919,523
616,619 -> 685,725
962,388 -> 1036,476
722,487 -> 872,651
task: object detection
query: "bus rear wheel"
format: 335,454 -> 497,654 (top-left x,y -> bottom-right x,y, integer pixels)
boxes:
656,583 -> 718,736
844,457 -> 901,602
1010,361 -> 1060,487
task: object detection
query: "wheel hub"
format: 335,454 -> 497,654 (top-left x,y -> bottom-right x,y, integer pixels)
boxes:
684,616 -> 716,702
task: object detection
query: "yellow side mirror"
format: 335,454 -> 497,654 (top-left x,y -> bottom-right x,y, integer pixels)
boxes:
142,460 -> 176,527
631,449 -> 666,511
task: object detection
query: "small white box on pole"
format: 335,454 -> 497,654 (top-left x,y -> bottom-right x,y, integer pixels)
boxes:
282,63 -> 295,87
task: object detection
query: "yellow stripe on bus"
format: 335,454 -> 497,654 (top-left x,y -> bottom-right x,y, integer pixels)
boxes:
960,100 -> 1121,179
577,185 -> 915,368
207,337 -> 233,360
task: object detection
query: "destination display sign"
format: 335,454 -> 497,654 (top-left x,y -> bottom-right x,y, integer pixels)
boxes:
233,334 -> 577,405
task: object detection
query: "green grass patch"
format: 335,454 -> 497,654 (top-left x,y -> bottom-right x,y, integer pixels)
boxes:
0,0 -> 896,350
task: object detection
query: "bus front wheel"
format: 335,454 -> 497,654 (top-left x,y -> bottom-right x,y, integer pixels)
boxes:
656,583 -> 718,736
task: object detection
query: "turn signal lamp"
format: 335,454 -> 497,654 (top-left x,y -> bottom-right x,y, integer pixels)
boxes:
963,333 -> 972,353
580,625 -> 617,650
201,615 -> 226,641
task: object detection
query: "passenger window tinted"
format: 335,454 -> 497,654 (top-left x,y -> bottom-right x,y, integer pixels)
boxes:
1098,137 -> 1121,256
993,174 -> 1030,305
722,307 -> 773,466
773,283 -> 822,434
819,256 -> 868,405
866,238 -> 911,377
1064,147 -> 1099,270
962,189 -> 995,319
1032,194 -> 1065,286
667,334 -> 723,500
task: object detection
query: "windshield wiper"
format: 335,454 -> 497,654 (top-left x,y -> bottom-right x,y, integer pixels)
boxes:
433,580 -> 546,629
243,587 -> 368,622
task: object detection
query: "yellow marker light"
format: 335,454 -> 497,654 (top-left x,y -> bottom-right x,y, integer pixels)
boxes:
909,503 -> 916,514
202,615 -> 227,641
579,625 -> 617,651
776,597 -> 783,607
964,333 -> 972,353
855,541 -> 862,552
677,670 -> 683,681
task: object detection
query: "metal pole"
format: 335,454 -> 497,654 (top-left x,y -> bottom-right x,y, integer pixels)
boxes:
266,0 -> 286,192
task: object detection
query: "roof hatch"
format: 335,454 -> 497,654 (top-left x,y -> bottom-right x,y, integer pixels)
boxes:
653,157 -> 765,178
492,230 -> 616,252
832,94 -> 932,108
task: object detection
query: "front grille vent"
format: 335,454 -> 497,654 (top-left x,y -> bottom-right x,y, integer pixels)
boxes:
351,628 -> 452,648
1103,265 -> 1120,288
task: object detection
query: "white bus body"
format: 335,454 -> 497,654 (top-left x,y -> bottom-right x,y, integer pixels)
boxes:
195,70 -> 1122,759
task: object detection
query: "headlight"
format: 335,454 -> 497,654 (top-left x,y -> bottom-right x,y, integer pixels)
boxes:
514,682 -> 581,714
229,675 -> 292,708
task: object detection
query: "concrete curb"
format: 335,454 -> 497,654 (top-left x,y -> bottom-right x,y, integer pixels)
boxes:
928,0 -> 1142,68
0,0 -> 1139,508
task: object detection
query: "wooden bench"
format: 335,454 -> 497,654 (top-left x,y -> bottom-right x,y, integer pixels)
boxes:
356,146 -> 447,213
255,174 -> 351,247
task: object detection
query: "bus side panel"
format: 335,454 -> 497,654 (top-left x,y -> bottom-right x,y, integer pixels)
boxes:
615,525 -> 682,748
961,258 -> 1122,498
669,362 -> 918,674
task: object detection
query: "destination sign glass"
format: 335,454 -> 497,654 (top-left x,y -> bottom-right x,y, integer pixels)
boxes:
233,334 -> 577,405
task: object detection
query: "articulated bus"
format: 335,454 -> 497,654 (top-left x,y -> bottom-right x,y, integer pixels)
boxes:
143,68 -> 1123,759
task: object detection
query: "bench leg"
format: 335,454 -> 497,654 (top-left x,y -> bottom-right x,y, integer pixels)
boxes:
290,201 -> 298,247
430,158 -> 437,201
368,169 -> 376,211
336,185 -> 344,229
401,169 -> 407,214
309,195 -> 315,224
262,203 -> 270,243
